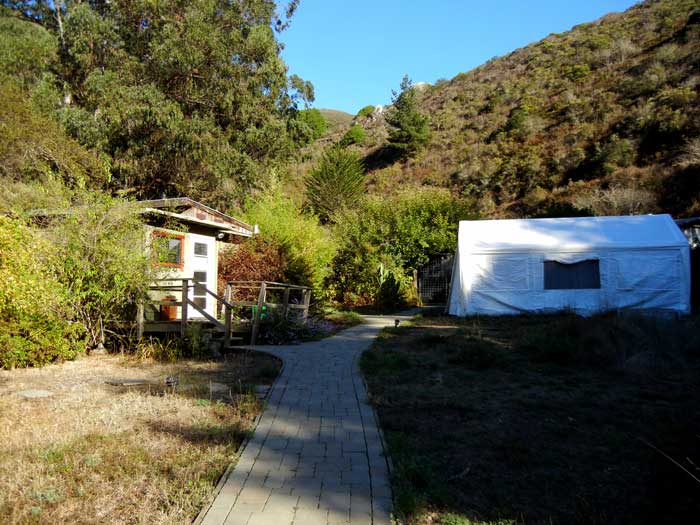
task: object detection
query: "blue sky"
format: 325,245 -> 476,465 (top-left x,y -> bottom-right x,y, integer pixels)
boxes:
280,0 -> 639,114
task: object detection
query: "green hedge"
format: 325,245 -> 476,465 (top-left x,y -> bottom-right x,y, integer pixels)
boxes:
0,216 -> 85,368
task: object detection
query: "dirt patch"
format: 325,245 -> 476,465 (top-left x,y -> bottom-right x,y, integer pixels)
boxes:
362,314 -> 700,525
0,352 -> 280,524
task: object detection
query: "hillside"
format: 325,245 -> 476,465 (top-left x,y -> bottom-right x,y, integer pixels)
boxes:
308,0 -> 700,218
318,108 -> 354,133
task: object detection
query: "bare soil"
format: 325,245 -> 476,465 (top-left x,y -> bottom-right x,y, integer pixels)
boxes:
0,351 -> 280,524
361,314 -> 700,525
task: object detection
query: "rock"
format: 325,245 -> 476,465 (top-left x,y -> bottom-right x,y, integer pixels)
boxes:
91,343 -> 108,356
209,382 -> 229,393
17,390 -> 53,399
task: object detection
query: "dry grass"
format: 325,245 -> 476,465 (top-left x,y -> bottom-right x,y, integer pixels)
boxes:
0,352 -> 280,524
362,313 -> 700,525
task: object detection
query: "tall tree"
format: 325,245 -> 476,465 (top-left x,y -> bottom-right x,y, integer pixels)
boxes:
305,146 -> 365,223
385,75 -> 430,157
1,1 -> 313,204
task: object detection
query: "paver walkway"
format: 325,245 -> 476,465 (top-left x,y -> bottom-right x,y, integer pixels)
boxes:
200,314 -> 412,525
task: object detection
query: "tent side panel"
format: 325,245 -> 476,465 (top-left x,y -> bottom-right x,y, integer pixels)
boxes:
448,248 -> 690,316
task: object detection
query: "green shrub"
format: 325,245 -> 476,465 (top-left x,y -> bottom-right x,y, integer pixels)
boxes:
504,105 -> 530,132
244,181 -> 336,292
0,216 -> 85,368
593,134 -> 636,175
356,105 -> 376,119
339,124 -> 365,147
49,193 -> 155,351
565,63 -> 591,82
329,188 -> 476,307
296,108 -> 327,141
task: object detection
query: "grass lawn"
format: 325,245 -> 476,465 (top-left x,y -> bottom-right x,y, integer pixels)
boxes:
0,351 -> 280,524
361,313 -> 700,525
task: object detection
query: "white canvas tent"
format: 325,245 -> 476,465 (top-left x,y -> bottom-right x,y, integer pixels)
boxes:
447,214 -> 690,316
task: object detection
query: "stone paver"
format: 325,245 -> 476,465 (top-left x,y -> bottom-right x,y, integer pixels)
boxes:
200,315 -> 413,525
16,389 -> 54,398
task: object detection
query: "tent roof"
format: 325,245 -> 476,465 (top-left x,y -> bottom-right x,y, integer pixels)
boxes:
458,214 -> 687,253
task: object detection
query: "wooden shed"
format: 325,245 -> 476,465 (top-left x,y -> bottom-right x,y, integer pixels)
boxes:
139,197 -> 255,321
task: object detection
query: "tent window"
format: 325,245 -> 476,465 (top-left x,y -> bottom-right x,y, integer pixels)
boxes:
544,260 -> 600,290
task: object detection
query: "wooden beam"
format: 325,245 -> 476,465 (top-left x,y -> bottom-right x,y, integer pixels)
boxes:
186,299 -> 226,332
282,286 -> 291,319
224,283 -> 232,348
301,289 -> 311,323
181,279 -> 188,338
136,303 -> 144,340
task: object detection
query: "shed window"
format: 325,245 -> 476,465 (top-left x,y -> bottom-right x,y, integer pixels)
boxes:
194,242 -> 208,256
544,260 -> 600,290
153,232 -> 184,268
193,271 -> 207,295
193,271 -> 207,311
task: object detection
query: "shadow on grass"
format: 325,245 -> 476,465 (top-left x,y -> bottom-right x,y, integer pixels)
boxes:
146,419 -> 253,447
362,314 -> 700,525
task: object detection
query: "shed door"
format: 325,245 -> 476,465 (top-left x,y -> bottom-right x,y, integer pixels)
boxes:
188,234 -> 217,319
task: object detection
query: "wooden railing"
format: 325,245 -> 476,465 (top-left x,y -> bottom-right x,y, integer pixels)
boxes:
224,281 -> 312,345
137,279 -> 312,346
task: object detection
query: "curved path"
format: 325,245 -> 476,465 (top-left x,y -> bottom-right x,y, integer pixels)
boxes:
200,314 -> 414,525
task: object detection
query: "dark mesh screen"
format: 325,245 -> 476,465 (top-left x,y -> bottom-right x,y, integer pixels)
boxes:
544,260 -> 600,290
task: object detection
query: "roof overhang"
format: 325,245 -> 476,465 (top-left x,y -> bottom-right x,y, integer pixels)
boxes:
137,197 -> 254,232
143,208 -> 253,237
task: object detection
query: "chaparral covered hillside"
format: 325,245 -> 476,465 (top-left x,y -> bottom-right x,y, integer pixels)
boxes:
300,0 -> 700,219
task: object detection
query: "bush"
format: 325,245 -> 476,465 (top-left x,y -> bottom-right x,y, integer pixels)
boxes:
218,236 -> 287,295
243,182 -> 336,292
258,309 -> 334,345
0,216 -> 85,368
2,187 -> 158,354
48,193 -> 155,351
356,105 -> 376,119
339,124 -> 365,147
296,108 -> 327,141
565,63 -> 591,82
504,105 -> 530,132
329,188 -> 476,307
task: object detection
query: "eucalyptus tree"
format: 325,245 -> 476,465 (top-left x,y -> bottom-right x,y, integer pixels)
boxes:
2,1 -> 312,203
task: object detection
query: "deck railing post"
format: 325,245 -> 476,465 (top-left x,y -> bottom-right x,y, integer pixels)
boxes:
180,278 -> 188,338
250,282 -> 267,346
136,302 -> 144,340
301,289 -> 311,323
223,283 -> 232,348
282,286 -> 291,319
